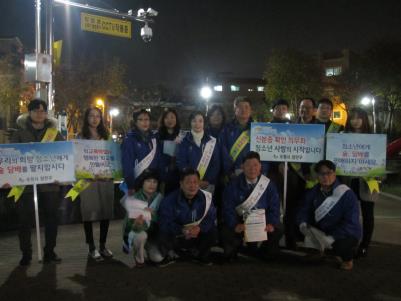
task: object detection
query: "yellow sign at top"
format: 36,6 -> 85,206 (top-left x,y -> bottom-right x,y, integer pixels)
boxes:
81,12 -> 132,39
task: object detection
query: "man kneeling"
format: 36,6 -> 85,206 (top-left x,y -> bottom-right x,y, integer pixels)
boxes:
297,160 -> 361,270
221,151 -> 282,261
158,168 -> 217,266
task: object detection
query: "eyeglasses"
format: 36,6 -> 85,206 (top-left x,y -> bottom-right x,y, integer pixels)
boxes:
32,109 -> 47,114
318,171 -> 334,177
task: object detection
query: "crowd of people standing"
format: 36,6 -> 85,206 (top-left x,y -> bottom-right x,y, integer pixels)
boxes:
8,95 -> 379,271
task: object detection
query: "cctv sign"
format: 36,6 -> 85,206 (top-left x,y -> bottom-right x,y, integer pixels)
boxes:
81,12 -> 132,39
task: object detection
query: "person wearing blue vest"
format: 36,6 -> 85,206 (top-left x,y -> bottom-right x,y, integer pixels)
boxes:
176,111 -> 220,193
220,96 -> 269,179
121,109 -> 160,196
158,168 -> 217,266
297,160 -> 361,271
221,151 -> 282,262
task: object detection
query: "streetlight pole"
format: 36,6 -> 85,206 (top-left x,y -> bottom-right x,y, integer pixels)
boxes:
372,97 -> 377,134
35,0 -> 42,98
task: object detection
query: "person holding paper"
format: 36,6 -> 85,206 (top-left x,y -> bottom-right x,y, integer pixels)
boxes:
158,168 -> 217,266
343,108 -> 378,258
10,99 -> 64,266
297,160 -> 361,271
157,109 -> 182,195
78,107 -> 114,261
121,109 -> 160,196
121,169 -> 163,267
220,96 -> 269,179
221,151 -> 281,262
176,112 -> 220,194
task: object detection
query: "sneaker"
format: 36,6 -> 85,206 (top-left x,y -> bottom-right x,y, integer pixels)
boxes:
19,255 -> 32,267
43,251 -> 62,264
99,248 -> 113,258
89,249 -> 103,262
340,260 -> 354,271
158,256 -> 176,268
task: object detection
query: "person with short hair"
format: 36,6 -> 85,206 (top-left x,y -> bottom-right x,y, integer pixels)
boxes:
158,168 -> 217,266
121,169 -> 164,267
316,98 -> 344,133
10,98 -> 64,266
220,96 -> 269,179
121,109 -> 160,196
270,99 -> 291,123
297,160 -> 361,270
176,111 -> 220,194
221,151 -> 282,261
297,97 -> 317,124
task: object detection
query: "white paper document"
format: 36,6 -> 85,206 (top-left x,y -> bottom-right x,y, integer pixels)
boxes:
163,140 -> 177,157
244,209 -> 267,243
124,197 -> 151,221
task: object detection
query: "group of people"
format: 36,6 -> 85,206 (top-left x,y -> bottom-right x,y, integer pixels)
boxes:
8,95 -> 378,271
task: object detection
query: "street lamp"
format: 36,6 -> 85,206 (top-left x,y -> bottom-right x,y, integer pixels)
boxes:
96,98 -> 105,116
109,108 -> 119,134
361,96 -> 376,133
200,86 -> 212,114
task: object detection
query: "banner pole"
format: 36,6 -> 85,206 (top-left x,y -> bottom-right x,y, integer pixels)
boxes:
33,184 -> 43,262
283,161 -> 288,215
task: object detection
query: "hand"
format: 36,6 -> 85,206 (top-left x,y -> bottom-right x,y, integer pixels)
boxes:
134,215 -> 144,226
265,224 -> 275,233
189,225 -> 200,238
144,207 -> 153,213
1,183 -> 11,189
299,222 -> 308,233
128,189 -> 135,196
234,223 -> 245,234
199,180 -> 209,189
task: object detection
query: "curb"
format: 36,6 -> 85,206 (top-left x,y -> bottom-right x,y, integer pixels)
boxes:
379,192 -> 401,202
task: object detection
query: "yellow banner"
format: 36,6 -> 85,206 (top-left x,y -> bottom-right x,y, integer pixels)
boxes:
53,40 -> 63,66
81,12 -> 132,39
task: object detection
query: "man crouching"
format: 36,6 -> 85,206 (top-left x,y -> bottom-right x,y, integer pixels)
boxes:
158,168 -> 217,266
297,160 -> 361,270
221,151 -> 282,262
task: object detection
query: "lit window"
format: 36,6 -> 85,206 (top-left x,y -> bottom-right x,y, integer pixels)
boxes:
230,85 -> 240,92
213,85 -> 223,92
257,86 -> 265,92
325,66 -> 342,77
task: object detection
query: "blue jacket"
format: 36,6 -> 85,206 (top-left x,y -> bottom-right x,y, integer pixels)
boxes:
156,131 -> 180,183
176,132 -> 220,184
121,129 -> 160,190
158,189 -> 217,236
297,179 -> 362,240
222,174 -> 280,229
219,118 -> 269,176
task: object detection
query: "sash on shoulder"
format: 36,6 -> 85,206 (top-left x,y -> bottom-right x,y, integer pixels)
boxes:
229,130 -> 250,162
197,137 -> 216,180
184,189 -> 212,227
314,184 -> 349,222
235,175 -> 270,216
134,138 -> 157,178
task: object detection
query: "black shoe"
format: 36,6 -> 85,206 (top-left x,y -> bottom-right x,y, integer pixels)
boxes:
355,247 -> 368,259
43,251 -> 62,264
19,255 -> 32,267
158,257 -> 176,268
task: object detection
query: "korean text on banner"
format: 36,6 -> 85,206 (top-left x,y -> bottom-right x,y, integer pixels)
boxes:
326,133 -> 387,177
250,123 -> 325,163
0,142 -> 75,187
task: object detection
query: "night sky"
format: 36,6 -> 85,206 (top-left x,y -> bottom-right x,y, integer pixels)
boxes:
1,0 -> 401,87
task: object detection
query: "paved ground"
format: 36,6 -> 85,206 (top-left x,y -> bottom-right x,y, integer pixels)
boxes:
0,194 -> 401,301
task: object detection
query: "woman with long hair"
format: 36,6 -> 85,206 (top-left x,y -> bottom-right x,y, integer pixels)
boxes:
157,109 -> 182,195
344,107 -> 377,258
79,107 -> 114,261
206,105 -> 226,138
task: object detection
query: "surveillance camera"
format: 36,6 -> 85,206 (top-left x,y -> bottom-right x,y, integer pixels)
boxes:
141,24 -> 153,42
146,7 -> 158,17
137,8 -> 146,17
